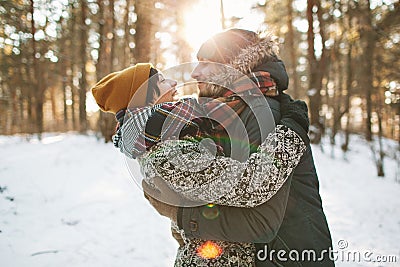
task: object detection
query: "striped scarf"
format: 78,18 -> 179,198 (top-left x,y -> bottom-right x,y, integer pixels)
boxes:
203,71 -> 277,132
114,71 -> 277,157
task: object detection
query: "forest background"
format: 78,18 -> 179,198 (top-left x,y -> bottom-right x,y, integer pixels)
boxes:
0,0 -> 399,177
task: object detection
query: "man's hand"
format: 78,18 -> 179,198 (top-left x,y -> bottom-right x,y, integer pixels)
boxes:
171,226 -> 185,247
142,179 -> 179,223
142,176 -> 206,207
142,177 -> 205,223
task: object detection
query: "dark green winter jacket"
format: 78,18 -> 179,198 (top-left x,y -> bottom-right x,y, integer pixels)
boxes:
177,93 -> 335,267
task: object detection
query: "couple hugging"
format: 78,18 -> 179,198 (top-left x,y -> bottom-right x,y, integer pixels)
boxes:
92,29 -> 335,267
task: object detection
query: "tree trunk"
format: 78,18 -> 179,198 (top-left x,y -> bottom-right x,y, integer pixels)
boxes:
134,0 -> 155,62
50,87 -> 57,121
30,0 -> 44,139
342,42 -> 353,154
306,0 -> 327,143
79,0 -> 88,133
376,108 -> 385,177
96,0 -> 116,143
110,0 -> 116,71
364,42 -> 374,142
358,0 -> 376,141
287,0 -> 300,98
123,0 -> 132,67
220,0 -> 226,30
59,25 -> 69,126
374,53 -> 386,177
331,46 -> 345,149
70,3 -> 77,130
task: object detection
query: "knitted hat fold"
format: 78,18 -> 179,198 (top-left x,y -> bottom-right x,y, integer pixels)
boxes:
91,63 -> 153,114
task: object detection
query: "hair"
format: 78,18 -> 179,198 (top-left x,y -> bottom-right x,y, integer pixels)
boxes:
145,67 -> 161,105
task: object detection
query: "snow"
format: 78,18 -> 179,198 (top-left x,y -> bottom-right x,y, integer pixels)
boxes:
1,133 -> 399,267
314,136 -> 400,267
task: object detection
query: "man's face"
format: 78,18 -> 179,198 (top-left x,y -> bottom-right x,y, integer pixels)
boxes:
191,58 -> 222,97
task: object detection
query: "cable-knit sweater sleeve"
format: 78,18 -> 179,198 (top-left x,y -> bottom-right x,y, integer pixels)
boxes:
139,124 -> 306,207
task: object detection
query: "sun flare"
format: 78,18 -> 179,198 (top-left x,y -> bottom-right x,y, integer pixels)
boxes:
183,1 -> 223,58
196,240 -> 223,259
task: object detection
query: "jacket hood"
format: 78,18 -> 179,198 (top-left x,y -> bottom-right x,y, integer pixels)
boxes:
203,35 -> 289,96
254,61 -> 289,92
278,93 -> 310,143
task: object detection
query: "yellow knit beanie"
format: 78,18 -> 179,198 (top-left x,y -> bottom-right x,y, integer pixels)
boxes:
91,63 -> 153,114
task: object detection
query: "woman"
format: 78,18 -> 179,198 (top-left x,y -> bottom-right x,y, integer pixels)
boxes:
92,59 -> 306,266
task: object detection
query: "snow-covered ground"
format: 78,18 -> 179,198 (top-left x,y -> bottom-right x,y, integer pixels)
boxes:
0,133 -> 399,267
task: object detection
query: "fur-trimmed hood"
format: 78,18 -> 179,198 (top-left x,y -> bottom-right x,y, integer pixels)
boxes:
201,34 -> 289,96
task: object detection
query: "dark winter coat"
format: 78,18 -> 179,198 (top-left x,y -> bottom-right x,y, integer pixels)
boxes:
177,64 -> 335,267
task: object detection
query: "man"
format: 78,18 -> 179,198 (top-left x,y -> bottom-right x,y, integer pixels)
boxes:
144,29 -> 335,267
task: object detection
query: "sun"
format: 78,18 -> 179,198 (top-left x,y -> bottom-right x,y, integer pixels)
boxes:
183,0 -> 223,60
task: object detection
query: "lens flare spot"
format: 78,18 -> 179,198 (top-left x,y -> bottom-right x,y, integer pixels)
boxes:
196,240 -> 223,259
202,204 -> 220,220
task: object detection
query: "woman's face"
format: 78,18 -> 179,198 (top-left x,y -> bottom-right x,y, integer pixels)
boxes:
153,74 -> 178,104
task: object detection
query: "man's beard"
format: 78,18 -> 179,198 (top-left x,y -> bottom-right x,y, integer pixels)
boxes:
197,83 -> 226,98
